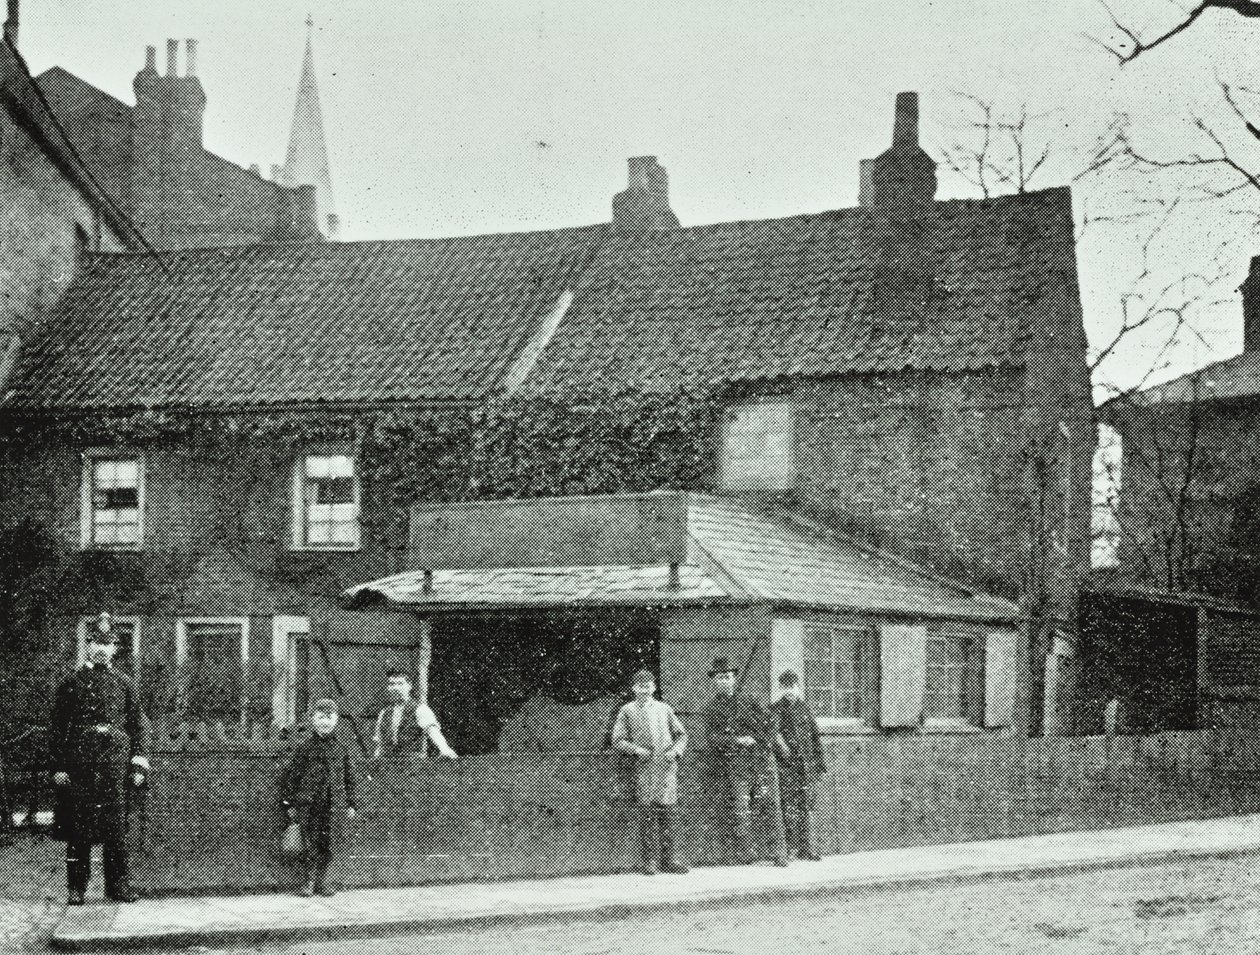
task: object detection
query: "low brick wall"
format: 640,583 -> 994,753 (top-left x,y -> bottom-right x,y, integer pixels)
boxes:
129,728 -> 1260,896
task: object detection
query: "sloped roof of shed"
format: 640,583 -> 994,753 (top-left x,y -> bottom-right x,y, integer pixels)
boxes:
344,493 -> 1020,623
3,187 -> 1080,411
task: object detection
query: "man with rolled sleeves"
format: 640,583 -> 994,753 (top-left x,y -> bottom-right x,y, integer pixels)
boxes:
49,612 -> 150,905
700,656 -> 774,865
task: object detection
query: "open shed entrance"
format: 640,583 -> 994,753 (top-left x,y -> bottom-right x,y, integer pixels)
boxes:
427,610 -> 660,755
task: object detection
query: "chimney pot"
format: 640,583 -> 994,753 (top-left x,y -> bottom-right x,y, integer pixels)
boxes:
892,91 -> 919,147
270,164 -> 282,181
186,39 -> 197,77
144,45 -> 157,72
248,163 -> 260,176
326,213 -> 340,240
165,39 -> 178,77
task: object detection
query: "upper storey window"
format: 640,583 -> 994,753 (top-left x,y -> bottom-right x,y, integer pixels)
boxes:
720,400 -> 795,492
81,453 -> 143,549
293,452 -> 360,550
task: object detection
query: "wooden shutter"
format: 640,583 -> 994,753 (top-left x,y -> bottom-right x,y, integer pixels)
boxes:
880,623 -> 926,727
984,628 -> 1018,727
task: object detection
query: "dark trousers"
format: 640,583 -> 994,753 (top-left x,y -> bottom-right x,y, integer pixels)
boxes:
713,759 -> 758,863
637,805 -> 682,869
67,839 -> 129,896
301,811 -> 334,886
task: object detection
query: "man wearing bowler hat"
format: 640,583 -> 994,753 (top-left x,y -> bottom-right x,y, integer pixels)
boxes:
700,656 -> 773,865
49,612 -> 150,905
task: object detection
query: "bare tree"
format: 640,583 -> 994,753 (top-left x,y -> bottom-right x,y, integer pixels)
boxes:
939,95 -> 1053,198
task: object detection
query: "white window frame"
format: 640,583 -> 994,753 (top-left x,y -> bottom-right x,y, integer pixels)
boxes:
76,616 -> 141,673
804,620 -> 874,730
80,450 -> 144,550
923,624 -> 983,730
175,617 -> 250,720
271,616 -> 308,727
719,399 -> 795,492
292,451 -> 361,551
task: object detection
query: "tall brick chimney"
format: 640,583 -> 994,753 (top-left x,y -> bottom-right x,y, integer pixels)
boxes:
612,156 -> 679,232
131,40 -> 207,244
1242,256 -> 1260,353
860,92 -> 937,211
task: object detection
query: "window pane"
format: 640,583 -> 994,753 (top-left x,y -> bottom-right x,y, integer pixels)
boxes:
113,461 -> 139,487
803,622 -> 868,723
305,456 -> 330,479
315,476 -> 355,505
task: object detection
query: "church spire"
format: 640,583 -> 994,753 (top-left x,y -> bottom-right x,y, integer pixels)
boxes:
280,15 -> 336,237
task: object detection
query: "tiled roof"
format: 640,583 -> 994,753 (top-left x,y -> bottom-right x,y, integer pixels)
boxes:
1104,351 -> 1260,408
344,493 -> 1021,623
524,188 -> 1079,392
7,229 -> 604,409
4,187 -> 1079,410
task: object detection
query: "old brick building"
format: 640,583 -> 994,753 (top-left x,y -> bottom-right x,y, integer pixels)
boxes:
0,93 -> 1092,741
35,37 -> 330,249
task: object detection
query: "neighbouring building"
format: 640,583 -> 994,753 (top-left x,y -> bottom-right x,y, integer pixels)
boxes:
0,92 -> 1092,744
1098,254 -> 1260,605
35,33 -> 332,249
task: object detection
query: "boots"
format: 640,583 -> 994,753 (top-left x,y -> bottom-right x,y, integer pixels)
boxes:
658,807 -> 688,874
67,846 -> 89,905
797,810 -> 821,861
313,858 -> 335,897
638,806 -> 660,875
733,812 -> 755,865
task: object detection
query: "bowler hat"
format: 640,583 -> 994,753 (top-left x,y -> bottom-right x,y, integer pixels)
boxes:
709,657 -> 739,678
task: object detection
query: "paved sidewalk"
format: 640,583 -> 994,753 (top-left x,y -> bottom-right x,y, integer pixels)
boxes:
52,814 -> 1260,950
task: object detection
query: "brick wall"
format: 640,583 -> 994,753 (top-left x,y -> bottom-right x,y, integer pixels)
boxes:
124,726 -> 1260,896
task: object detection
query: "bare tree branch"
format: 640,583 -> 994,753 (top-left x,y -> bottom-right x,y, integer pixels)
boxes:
1094,0 -> 1260,65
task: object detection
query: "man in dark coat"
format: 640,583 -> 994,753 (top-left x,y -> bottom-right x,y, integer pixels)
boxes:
49,613 -> 150,905
770,670 -> 827,861
280,699 -> 358,897
700,657 -> 774,865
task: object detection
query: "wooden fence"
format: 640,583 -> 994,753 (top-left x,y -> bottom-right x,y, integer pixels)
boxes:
96,721 -> 1260,896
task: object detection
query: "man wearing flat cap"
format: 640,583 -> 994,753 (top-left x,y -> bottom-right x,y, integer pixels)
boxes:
700,656 -> 773,865
49,612 -> 150,905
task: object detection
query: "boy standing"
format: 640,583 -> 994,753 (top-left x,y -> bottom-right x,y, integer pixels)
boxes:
770,671 -> 827,861
700,657 -> 776,866
280,699 -> 358,897
610,670 -> 688,875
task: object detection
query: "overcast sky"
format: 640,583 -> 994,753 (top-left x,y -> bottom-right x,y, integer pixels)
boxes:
18,0 -> 1260,396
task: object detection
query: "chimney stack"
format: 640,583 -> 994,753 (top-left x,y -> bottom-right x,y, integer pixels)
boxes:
144,44 -> 157,72
612,156 -> 680,233
1242,256 -> 1260,353
860,91 -> 937,211
165,39 -> 178,77
185,39 -> 197,77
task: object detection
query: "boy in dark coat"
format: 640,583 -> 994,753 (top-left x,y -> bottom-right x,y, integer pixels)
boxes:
700,657 -> 774,865
280,699 -> 358,897
770,670 -> 827,861
49,613 -> 150,905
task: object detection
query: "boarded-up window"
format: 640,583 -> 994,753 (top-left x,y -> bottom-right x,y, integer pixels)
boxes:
82,455 -> 142,549
720,401 -> 794,492
294,453 -> 360,549
880,623 -> 926,727
176,619 -> 248,722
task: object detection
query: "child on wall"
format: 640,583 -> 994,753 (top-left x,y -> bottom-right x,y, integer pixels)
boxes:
610,670 -> 689,875
280,699 -> 358,897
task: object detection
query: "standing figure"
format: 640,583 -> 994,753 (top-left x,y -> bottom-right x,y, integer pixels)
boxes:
371,669 -> 457,760
49,612 -> 150,905
610,670 -> 689,875
770,670 -> 827,861
280,699 -> 358,897
700,656 -> 773,865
